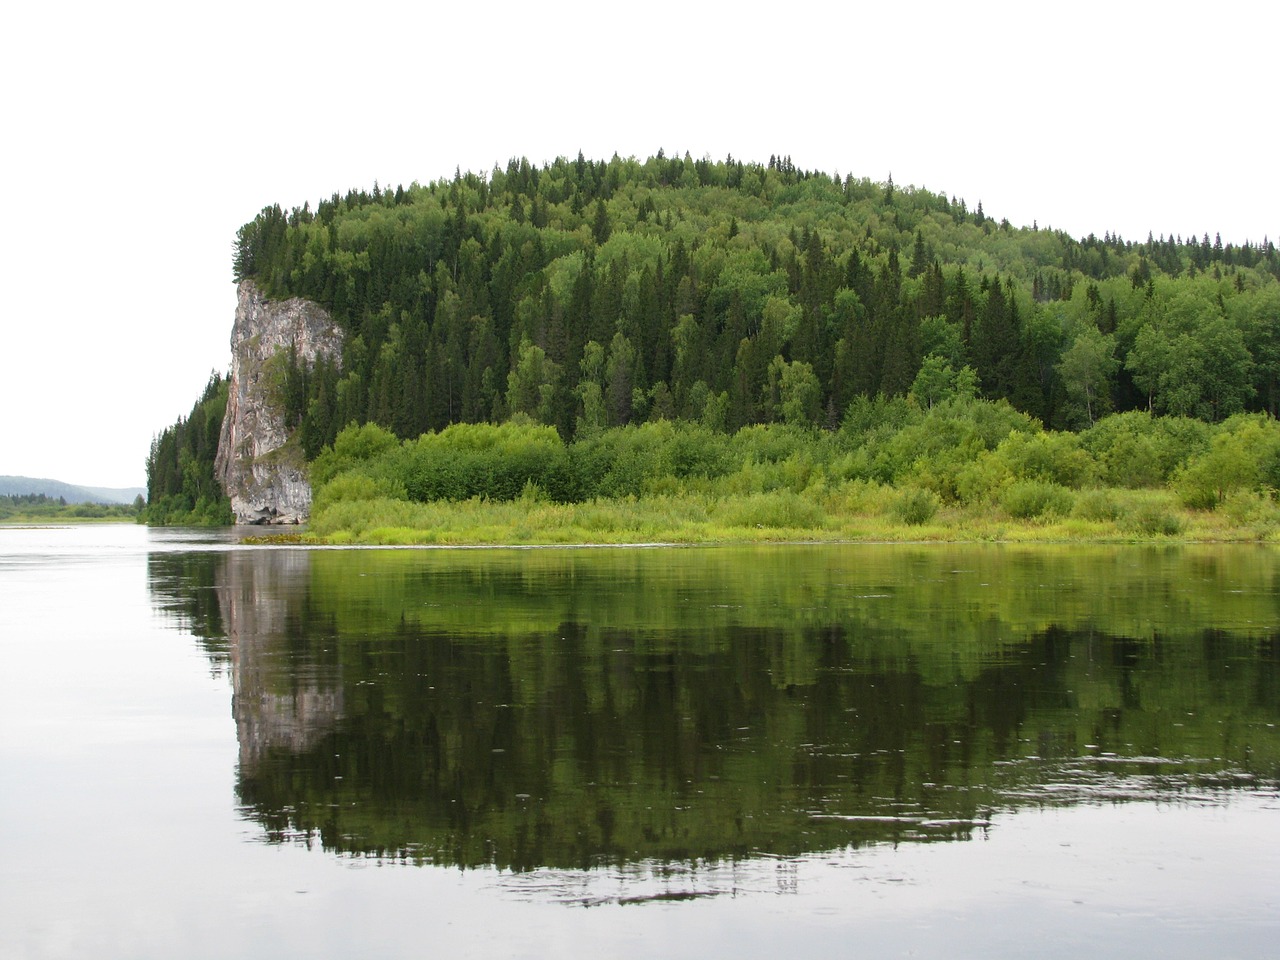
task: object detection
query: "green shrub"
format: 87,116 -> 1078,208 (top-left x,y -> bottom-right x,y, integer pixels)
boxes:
1123,503 -> 1184,537
1000,480 -> 1074,520
313,471 -> 407,512
890,487 -> 940,525
570,426 -> 658,499
665,421 -> 732,479
730,422 -> 821,465
310,422 -> 402,486
839,394 -> 917,442
1173,415 -> 1280,509
1070,489 -> 1123,522
954,452 -> 1012,505
1082,412 -> 1210,488
863,397 -> 1037,498
1220,490 -> 1280,527
991,431 -> 1097,488
712,491 -> 825,530
1173,468 -> 1222,510
142,492 -> 233,526
387,421 -> 571,503
819,479 -> 895,516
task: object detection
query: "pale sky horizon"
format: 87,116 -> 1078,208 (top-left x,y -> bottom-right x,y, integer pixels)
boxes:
2,1 -> 1276,489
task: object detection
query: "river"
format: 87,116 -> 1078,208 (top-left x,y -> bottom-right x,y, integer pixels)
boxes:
1,524 -> 1277,958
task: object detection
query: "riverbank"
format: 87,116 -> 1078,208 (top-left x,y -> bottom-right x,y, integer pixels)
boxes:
0,513 -> 139,525
254,406 -> 1280,548
296,483 -> 1280,547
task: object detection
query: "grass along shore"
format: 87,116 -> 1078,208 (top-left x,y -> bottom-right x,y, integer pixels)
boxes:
301,482 -> 1280,547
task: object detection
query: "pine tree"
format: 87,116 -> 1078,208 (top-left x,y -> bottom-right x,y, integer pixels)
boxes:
908,230 -> 928,279
592,199 -> 612,245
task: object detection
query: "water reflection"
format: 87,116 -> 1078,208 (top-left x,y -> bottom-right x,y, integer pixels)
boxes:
148,544 -> 1280,877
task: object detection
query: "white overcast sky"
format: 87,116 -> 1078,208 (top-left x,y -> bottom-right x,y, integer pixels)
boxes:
1,0 -> 1276,489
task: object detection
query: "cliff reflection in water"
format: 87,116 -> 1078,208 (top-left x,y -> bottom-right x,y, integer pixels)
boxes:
220,550 -> 343,772
148,547 -> 344,772
149,544 -> 1280,871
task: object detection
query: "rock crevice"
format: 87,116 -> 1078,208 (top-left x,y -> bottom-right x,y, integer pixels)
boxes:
215,281 -> 343,524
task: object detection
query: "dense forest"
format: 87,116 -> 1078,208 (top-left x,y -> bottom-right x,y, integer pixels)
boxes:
147,152 -> 1279,522
143,372 -> 232,524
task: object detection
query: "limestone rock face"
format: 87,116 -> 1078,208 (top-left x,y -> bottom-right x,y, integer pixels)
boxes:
215,281 -> 343,524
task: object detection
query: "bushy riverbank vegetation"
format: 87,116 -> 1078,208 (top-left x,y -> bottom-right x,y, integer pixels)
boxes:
302,401 -> 1280,544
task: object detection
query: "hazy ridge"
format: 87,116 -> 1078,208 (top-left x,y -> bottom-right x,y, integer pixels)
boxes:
0,475 -> 145,505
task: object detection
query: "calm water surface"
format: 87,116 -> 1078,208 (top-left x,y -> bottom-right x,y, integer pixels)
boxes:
1,524 -> 1277,958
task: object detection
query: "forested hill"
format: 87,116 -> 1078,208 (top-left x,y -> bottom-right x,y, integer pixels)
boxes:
148,152 -> 1279,516
234,153 -> 1278,446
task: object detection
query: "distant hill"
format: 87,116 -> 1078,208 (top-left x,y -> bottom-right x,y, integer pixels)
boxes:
0,476 -> 145,505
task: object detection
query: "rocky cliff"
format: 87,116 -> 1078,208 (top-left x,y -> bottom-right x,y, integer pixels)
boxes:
215,281 -> 343,524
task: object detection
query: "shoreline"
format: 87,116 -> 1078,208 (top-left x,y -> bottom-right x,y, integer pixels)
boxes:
286,486 -> 1279,548
242,514 -> 1280,549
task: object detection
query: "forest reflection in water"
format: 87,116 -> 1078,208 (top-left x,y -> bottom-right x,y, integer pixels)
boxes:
148,541 -> 1280,886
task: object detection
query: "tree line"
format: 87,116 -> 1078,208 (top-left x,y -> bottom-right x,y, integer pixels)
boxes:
0,493 -> 142,521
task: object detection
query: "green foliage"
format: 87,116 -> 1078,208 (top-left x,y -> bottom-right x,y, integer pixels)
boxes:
1057,325 -> 1118,425
910,354 -> 979,409
311,471 -> 408,513
310,421 -> 402,487
572,420 -> 734,499
143,492 -> 233,526
711,490 -> 826,531
1173,414 -> 1280,508
142,372 -> 233,525
506,339 -> 562,426
307,398 -> 1280,542
1126,293 -> 1255,420
1123,500 -> 1185,537
890,486 -> 941,525
762,357 -> 822,427
1081,411 -> 1210,487
1070,489 -> 1124,522
989,430 -> 1097,489
853,396 -> 1038,500
731,422 -> 824,464
1000,480 -> 1075,520
393,419 -> 571,502
1219,490 -> 1280,531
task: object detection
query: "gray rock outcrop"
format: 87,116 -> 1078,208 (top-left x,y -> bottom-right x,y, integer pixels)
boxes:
215,280 -> 343,524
